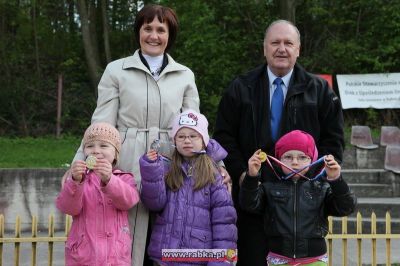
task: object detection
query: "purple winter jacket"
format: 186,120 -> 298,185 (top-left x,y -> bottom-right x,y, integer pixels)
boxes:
139,139 -> 237,265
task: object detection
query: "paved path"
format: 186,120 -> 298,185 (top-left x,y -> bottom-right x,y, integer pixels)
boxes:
332,239 -> 400,265
1,238 -> 399,265
1,241 -> 65,266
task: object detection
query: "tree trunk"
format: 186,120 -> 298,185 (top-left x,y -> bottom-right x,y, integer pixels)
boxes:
101,0 -> 111,63
76,0 -> 102,90
88,0 -> 101,65
31,0 -> 41,78
67,0 -> 76,33
279,0 -> 296,24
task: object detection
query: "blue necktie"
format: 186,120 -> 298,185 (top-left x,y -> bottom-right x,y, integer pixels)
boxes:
271,78 -> 284,141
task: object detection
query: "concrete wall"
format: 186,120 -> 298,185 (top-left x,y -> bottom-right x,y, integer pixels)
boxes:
0,168 -> 66,232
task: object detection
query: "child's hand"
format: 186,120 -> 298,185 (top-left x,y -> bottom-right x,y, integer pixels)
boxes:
71,160 -> 86,183
324,155 -> 341,181
93,158 -> 113,184
248,149 -> 263,177
146,149 -> 158,161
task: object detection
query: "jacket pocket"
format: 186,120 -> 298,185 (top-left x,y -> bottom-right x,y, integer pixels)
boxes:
302,187 -> 323,211
65,234 -> 92,265
193,188 -> 211,208
190,228 -> 212,249
116,227 -> 132,263
270,188 -> 289,204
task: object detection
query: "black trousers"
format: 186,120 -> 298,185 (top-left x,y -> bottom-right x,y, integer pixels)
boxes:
143,215 -> 154,266
236,208 -> 268,266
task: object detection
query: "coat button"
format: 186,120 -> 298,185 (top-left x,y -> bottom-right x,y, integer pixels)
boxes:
106,232 -> 113,237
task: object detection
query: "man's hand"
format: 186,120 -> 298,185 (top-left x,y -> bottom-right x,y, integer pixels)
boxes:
219,166 -> 232,194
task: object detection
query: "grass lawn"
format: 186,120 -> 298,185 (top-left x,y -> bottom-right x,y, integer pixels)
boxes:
0,126 -> 377,168
0,136 -> 81,168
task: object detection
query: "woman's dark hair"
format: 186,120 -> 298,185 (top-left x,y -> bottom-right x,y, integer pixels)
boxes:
134,4 -> 179,53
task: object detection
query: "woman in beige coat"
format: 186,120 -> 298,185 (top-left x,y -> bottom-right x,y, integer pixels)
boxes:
70,4 -> 199,266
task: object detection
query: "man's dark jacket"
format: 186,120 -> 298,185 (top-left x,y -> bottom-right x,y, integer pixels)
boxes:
214,63 -> 344,265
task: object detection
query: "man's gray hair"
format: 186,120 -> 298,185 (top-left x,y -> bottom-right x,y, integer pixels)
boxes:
264,19 -> 301,44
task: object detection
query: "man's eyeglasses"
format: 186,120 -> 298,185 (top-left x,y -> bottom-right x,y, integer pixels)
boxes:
175,134 -> 201,142
280,154 -> 311,163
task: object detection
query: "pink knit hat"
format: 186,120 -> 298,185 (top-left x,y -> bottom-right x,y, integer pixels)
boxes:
275,130 -> 318,162
170,110 -> 210,146
83,122 -> 121,153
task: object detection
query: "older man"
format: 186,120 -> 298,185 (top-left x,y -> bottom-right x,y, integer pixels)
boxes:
214,20 -> 344,265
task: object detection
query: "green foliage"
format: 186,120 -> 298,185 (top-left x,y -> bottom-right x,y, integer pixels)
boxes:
298,0 -> 400,74
0,0 -> 399,136
162,0 -> 271,129
296,0 -> 400,128
0,136 -> 81,167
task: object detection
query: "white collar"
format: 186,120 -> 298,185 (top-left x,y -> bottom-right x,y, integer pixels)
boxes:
267,67 -> 293,88
142,53 -> 164,76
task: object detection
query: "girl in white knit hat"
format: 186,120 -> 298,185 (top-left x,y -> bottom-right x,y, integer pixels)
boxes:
56,122 -> 140,266
139,110 -> 237,265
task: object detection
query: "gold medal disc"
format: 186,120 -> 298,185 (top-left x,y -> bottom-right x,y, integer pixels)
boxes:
259,152 -> 267,162
86,155 -> 97,169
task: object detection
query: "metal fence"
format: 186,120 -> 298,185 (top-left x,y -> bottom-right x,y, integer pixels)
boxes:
0,214 -> 71,266
0,212 -> 400,266
327,212 -> 400,266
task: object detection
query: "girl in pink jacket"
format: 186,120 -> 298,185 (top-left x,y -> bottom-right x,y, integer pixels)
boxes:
56,122 -> 140,266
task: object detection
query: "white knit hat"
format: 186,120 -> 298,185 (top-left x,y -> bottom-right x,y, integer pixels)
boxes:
169,110 -> 210,146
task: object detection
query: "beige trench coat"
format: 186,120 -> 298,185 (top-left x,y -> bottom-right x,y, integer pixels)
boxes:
73,50 -> 200,265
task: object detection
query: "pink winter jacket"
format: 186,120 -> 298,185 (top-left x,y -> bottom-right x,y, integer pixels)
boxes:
56,169 -> 140,266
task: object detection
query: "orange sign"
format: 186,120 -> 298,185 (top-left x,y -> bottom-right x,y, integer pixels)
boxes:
317,74 -> 333,89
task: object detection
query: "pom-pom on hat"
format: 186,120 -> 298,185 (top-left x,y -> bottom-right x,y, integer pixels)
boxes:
170,109 -> 210,146
275,130 -> 318,162
83,122 -> 121,153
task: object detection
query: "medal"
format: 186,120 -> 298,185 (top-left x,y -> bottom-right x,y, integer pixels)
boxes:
85,155 -> 97,169
259,151 -> 267,162
150,139 -> 161,153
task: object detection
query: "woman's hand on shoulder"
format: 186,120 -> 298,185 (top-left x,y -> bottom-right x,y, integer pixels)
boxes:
219,166 -> 232,194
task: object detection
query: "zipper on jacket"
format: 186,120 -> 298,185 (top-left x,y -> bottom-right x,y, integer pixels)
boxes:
293,179 -> 298,258
287,100 -> 293,130
287,95 -> 297,128
145,73 -> 163,133
145,74 -> 149,131
154,82 -> 162,130
293,107 -> 297,125
146,62 -> 163,130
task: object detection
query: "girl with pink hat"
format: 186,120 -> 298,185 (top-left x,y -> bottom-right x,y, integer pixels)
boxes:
240,130 -> 356,266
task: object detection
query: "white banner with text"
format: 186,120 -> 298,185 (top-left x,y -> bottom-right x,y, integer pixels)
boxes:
337,73 -> 400,109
